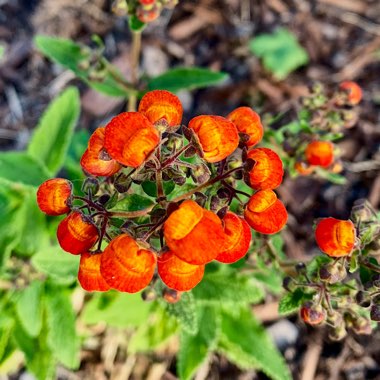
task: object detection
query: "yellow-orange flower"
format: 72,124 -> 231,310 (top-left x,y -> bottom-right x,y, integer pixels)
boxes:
158,251 -> 205,291
215,212 -> 252,263
100,234 -> 156,293
227,107 -> 263,147
80,127 -> 122,176
104,112 -> 159,168
294,161 -> 314,176
78,252 -> 110,292
244,190 -> 287,234
188,115 -> 239,163
37,178 -> 72,216
315,217 -> 355,257
164,200 -> 226,265
340,81 -> 362,105
305,141 -> 334,168
57,211 -> 99,255
246,148 -> 284,190
138,90 -> 183,127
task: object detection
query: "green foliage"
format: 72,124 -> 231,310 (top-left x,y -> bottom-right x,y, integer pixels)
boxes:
314,167 -> 347,185
142,180 -> 175,197
278,288 -> 312,316
250,28 -> 309,79
82,292 -> 151,328
128,15 -> 146,32
218,309 -> 292,380
110,193 -> 154,212
28,87 -> 80,175
178,306 -> 220,380
35,36 -> 132,97
147,67 -> 228,92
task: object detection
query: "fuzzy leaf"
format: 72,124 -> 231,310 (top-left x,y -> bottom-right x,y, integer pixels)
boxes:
178,305 -> 220,380
218,309 -> 292,380
28,87 -> 80,175
147,67 -> 228,92
109,194 -> 154,212
278,288 -> 312,316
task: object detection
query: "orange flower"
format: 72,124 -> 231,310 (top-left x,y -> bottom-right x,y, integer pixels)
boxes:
138,90 -> 183,128
340,81 -> 362,105
37,178 -> 72,216
227,107 -> 263,147
188,115 -> 239,163
216,212 -> 251,263
104,112 -> 159,168
294,161 -> 314,176
100,234 -> 156,293
300,303 -> 325,325
57,211 -> 99,255
246,148 -> 284,190
244,189 -> 287,234
305,141 -> 334,168
78,252 -> 110,292
164,200 -> 226,265
158,251 -> 205,291
315,217 -> 355,257
80,128 -> 122,177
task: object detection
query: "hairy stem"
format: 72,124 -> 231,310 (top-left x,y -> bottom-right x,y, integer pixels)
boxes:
128,31 -> 142,112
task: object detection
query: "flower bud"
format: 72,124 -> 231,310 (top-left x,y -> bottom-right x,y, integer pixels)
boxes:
141,288 -> 157,302
114,173 -> 133,193
319,262 -> 347,284
355,291 -> 371,308
328,324 -> 347,341
352,316 -> 372,335
163,288 -> 182,303
82,177 -> 100,195
339,81 -> 362,105
190,163 -> 211,184
300,302 -> 326,325
305,141 -> 334,168
282,276 -> 297,292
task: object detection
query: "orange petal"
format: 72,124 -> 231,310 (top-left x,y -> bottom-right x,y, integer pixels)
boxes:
37,178 -> 72,216
100,234 -> 156,293
164,200 -> 226,265
305,141 -> 334,167
294,161 -> 314,176
78,252 -> 110,292
57,211 -> 99,255
158,251 -> 204,291
216,212 -> 252,263
340,81 -> 362,105
246,148 -> 283,190
227,107 -> 263,147
188,115 -> 239,163
104,112 -> 159,168
244,190 -> 288,234
80,128 -> 121,176
138,90 -> 183,127
315,217 -> 355,257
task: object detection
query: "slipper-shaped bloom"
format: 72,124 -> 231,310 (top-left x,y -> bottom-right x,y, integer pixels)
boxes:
138,90 -> 183,127
104,112 -> 160,167
57,211 -> 99,255
227,107 -> 263,147
245,148 -> 284,190
305,141 -> 334,168
315,217 -> 355,257
78,252 -> 110,292
80,127 -> 122,176
188,115 -> 239,163
244,189 -> 287,234
216,212 -> 252,263
158,251 -> 205,291
37,178 -> 72,216
164,200 -> 226,265
100,234 -> 156,293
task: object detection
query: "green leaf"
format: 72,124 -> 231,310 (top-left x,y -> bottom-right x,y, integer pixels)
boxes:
278,288 -> 312,316
45,284 -> 79,369
82,292 -> 151,328
28,87 -> 80,175
0,180 -> 29,268
162,291 -> 198,335
218,309 -> 292,380
128,16 -> 146,32
192,271 -> 265,305
178,305 -> 220,380
249,28 -> 309,80
141,180 -> 175,197
14,281 -> 44,337
314,167 -> 347,185
167,183 -> 198,201
109,193 -> 154,212
147,67 -> 228,92
31,245 -> 80,284
35,36 -> 131,97
0,315 -> 14,362
128,307 -> 178,353
14,189 -> 50,257
0,152 -> 51,187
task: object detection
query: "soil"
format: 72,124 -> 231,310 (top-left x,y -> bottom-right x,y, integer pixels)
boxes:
1,0 -> 380,379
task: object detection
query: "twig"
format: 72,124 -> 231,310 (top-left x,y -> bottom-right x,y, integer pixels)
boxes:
300,331 -> 323,380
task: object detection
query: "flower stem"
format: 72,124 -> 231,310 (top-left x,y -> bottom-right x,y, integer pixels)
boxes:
128,30 -> 142,112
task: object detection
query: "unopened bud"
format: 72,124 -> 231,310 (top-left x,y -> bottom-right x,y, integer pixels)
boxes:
191,163 -> 211,184
328,324 -> 347,341
300,302 -> 326,325
167,133 -> 183,151
114,173 -> 132,193
163,288 -> 181,303
351,199 -> 376,223
355,290 -> 371,308
82,177 -> 100,195
327,310 -> 343,327
141,288 -> 157,301
319,262 -> 347,284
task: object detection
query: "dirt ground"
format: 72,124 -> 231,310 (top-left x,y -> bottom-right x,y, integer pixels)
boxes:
1,0 -> 380,379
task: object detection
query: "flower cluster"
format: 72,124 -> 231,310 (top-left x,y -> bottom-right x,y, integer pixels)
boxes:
282,200 -> 380,338
37,90 -> 287,298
